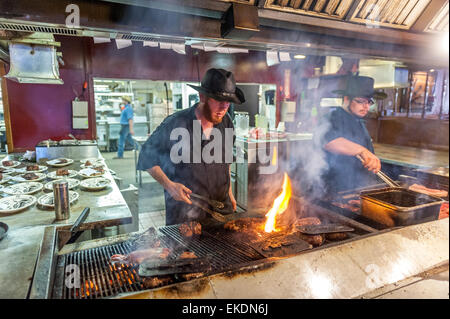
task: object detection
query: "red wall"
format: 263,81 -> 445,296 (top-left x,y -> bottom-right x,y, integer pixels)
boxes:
4,36 -> 286,152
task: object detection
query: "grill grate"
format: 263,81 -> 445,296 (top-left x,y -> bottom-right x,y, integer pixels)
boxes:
54,226 -> 265,299
56,241 -> 145,299
159,225 -> 264,270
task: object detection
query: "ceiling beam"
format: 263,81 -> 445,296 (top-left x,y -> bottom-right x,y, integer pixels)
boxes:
257,8 -> 438,46
410,0 -> 448,31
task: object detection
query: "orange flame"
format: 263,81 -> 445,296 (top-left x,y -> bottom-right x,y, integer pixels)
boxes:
264,173 -> 292,233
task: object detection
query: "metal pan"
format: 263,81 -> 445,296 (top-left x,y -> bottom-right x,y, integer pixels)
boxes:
0,222 -> 8,241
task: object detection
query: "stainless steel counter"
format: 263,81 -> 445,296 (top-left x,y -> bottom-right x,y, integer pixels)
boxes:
0,153 -> 133,298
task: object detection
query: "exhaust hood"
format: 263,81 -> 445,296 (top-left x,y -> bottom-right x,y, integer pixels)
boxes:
4,32 -> 63,84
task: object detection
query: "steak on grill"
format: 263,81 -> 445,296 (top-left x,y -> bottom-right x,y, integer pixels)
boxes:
295,217 -> 324,246
179,221 -> 202,237
179,251 -> 197,259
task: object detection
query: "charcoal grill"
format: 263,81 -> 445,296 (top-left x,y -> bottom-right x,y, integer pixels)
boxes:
31,203 -> 378,299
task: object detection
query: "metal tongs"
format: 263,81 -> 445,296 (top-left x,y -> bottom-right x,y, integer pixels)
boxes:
189,193 -> 225,210
356,155 -> 400,188
190,200 -> 227,223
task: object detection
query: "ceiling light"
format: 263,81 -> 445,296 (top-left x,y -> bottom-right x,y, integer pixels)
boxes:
293,54 -> 306,59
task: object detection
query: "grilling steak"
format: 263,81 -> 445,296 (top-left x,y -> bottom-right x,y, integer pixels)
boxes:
409,184 -> 448,198
295,217 -> 324,246
142,276 -> 173,289
325,232 -> 349,241
224,217 -> 265,232
179,221 -> 202,237
110,247 -> 171,265
179,251 -> 197,259
26,164 -> 40,171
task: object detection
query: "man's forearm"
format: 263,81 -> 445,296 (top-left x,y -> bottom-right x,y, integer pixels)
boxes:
324,137 -> 366,156
148,166 -> 172,190
128,119 -> 133,131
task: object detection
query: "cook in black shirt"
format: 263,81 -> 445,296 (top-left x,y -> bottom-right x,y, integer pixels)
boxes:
137,68 -> 245,225
315,75 -> 387,193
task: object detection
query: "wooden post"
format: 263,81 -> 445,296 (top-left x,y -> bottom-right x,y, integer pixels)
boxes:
439,69 -> 447,120
0,62 -> 14,153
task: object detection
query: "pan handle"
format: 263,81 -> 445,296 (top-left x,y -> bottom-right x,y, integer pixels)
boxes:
70,207 -> 90,233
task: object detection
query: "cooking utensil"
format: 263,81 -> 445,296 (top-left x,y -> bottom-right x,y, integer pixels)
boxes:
139,257 -> 211,277
0,222 -> 8,241
296,224 -> 354,235
190,200 -> 227,223
58,207 -> 90,249
189,193 -> 225,210
360,187 -> 444,227
356,155 -> 400,188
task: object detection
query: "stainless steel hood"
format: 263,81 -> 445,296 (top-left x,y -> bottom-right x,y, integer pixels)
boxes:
4,32 -> 63,84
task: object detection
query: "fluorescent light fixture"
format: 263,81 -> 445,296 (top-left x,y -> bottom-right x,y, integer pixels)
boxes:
294,54 -> 306,59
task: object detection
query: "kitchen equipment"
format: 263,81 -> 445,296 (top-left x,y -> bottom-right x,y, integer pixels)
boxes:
235,112 -> 249,136
190,193 -> 225,210
360,187 -> 445,227
53,180 -> 70,221
0,222 -> 8,241
190,200 -> 227,223
57,207 -> 90,249
356,155 -> 400,187
296,224 -> 355,235
36,140 -> 98,162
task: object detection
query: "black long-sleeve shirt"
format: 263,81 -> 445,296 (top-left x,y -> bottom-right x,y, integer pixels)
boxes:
137,104 -> 235,225
315,107 -> 378,193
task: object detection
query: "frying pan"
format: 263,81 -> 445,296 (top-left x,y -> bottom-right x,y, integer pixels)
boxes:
0,222 -> 8,241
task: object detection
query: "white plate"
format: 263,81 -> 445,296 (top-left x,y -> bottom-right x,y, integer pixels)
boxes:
3,182 -> 44,195
12,172 -> 47,182
0,174 -> 12,185
80,177 -> 111,191
38,191 -> 79,208
0,168 -> 16,175
0,160 -> 21,168
80,163 -> 106,169
47,170 -> 78,179
44,178 -> 80,191
0,195 -> 37,214
46,158 -> 74,167
80,158 -> 105,165
78,168 -> 105,178
15,165 -> 48,173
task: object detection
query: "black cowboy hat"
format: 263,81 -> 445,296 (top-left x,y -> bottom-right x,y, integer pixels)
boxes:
188,68 -> 245,104
332,75 -> 387,100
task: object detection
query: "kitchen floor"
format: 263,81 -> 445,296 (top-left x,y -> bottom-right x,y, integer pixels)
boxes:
102,150 -> 166,230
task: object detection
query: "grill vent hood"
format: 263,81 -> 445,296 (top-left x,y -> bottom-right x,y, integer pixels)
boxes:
4,32 -> 63,85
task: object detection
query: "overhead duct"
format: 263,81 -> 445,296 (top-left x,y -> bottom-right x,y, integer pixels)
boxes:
4,32 -> 63,84
221,2 -> 259,40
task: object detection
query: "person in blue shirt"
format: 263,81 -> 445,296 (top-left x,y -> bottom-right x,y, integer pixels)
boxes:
114,96 -> 137,159
316,75 -> 387,194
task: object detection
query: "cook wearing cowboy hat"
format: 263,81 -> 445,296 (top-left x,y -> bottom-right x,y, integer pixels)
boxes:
114,95 -> 137,159
137,68 -> 245,225
315,75 -> 387,193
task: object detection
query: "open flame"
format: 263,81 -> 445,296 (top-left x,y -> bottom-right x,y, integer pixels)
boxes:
264,172 -> 292,233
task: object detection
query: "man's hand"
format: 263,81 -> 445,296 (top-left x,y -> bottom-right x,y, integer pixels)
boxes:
167,181 -> 192,204
358,148 -> 381,174
229,189 -> 237,212
130,129 -> 135,135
